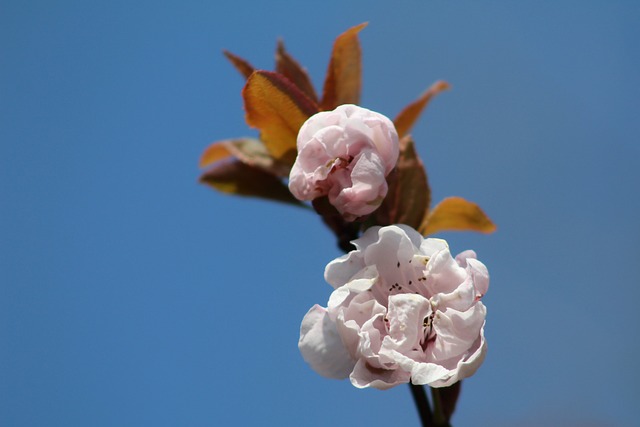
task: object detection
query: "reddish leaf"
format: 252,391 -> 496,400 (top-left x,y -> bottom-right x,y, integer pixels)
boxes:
199,138 -> 289,177
199,159 -> 302,206
223,50 -> 255,80
321,22 -> 367,110
394,80 -> 451,138
243,71 -> 319,166
376,136 -> 430,229
419,197 -> 496,236
275,40 -> 318,103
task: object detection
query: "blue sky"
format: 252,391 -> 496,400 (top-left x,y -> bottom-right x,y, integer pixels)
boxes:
1,1 -> 639,426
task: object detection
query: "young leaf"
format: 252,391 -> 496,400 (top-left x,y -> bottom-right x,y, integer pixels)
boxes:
243,71 -> 319,166
199,140 -> 234,168
419,196 -> 496,236
223,50 -> 255,80
321,22 -> 367,110
376,136 -> 430,229
394,80 -> 451,138
275,40 -> 318,103
199,138 -> 290,177
199,159 -> 302,206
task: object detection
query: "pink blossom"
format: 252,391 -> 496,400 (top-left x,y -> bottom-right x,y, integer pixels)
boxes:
288,104 -> 399,221
299,225 -> 489,389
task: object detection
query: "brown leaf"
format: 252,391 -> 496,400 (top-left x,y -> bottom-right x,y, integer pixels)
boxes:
394,80 -> 451,138
376,136 -> 430,229
243,71 -> 319,166
199,159 -> 302,206
275,40 -> 318,103
199,138 -> 290,177
321,22 -> 367,110
419,197 -> 496,236
223,50 -> 255,80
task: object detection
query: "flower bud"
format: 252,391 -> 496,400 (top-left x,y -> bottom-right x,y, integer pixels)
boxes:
288,104 -> 399,220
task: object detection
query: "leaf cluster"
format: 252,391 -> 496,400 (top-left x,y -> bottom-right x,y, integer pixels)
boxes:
199,24 -> 495,238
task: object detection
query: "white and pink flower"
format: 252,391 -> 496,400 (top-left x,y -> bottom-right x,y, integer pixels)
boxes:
288,104 -> 399,221
299,225 -> 489,389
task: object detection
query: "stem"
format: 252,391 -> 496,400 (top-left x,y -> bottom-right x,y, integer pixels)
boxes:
409,383 -> 434,427
431,387 -> 452,427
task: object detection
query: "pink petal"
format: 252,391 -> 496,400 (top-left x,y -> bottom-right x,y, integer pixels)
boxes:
299,305 -> 355,379
349,358 -> 410,390
429,303 -> 486,361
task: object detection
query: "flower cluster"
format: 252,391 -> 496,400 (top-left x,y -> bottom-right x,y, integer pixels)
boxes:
299,225 -> 488,389
200,22 -> 496,423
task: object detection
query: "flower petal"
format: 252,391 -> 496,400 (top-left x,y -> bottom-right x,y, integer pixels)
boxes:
385,293 -> 431,352
349,358 -> 410,390
467,258 -> 489,297
299,305 -> 355,379
430,303 -> 486,361
409,362 -> 451,386
430,327 -> 487,388
424,247 -> 467,295
324,251 -> 367,289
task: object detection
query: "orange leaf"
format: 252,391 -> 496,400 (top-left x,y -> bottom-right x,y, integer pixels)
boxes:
419,197 -> 496,236
321,22 -> 367,110
394,80 -> 451,138
223,50 -> 255,80
199,160 -> 303,206
199,138 -> 290,177
243,71 -> 319,165
199,141 -> 233,168
275,40 -> 318,103
376,136 -> 431,229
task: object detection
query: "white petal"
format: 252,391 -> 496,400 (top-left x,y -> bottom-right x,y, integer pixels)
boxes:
410,362 -> 451,386
363,226 -> 419,288
430,327 -> 487,388
324,251 -> 365,289
467,258 -> 489,297
454,249 -> 476,267
299,305 -> 355,379
420,238 -> 449,258
424,247 -> 467,295
386,293 -> 431,352
349,359 -> 410,390
432,276 -> 476,312
430,303 -> 486,361
352,226 -> 382,251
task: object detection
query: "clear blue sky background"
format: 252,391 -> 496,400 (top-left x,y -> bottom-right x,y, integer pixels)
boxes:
2,1 -> 639,426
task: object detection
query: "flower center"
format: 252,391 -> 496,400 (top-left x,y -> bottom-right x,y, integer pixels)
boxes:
381,256 -> 430,298
326,155 -> 354,172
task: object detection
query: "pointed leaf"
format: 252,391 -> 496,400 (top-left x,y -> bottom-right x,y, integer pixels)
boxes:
199,159 -> 302,206
223,50 -> 255,79
243,70 -> 319,166
321,22 -> 367,110
275,40 -> 318,103
419,197 -> 496,236
199,138 -> 289,177
376,136 -> 430,229
394,80 -> 451,138
199,140 -> 233,167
